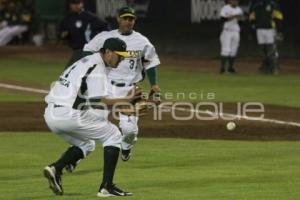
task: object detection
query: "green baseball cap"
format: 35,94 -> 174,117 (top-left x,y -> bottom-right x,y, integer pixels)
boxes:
102,38 -> 130,57
118,6 -> 136,18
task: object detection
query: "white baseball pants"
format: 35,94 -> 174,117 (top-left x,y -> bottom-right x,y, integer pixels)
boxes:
220,30 -> 240,57
256,29 -> 275,45
107,80 -> 139,150
44,103 -> 122,157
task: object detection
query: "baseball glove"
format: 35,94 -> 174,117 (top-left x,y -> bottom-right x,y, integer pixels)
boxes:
148,85 -> 161,105
119,85 -> 150,116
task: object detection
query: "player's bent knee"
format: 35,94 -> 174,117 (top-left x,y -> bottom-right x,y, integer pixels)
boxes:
79,140 -> 96,157
120,123 -> 138,136
122,133 -> 138,145
103,128 -> 122,149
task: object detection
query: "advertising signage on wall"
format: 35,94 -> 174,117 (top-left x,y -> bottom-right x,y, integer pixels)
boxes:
96,0 -> 150,19
191,0 -> 225,23
95,0 -> 252,23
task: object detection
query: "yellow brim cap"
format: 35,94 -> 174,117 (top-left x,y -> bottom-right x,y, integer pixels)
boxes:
115,51 -> 130,58
119,13 -> 136,18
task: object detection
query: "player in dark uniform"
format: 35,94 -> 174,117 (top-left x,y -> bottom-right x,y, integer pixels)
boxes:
59,0 -> 109,68
249,0 -> 283,74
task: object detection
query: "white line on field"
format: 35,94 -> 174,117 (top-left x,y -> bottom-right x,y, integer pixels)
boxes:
170,106 -> 300,128
1,82 -> 300,128
0,83 -> 48,94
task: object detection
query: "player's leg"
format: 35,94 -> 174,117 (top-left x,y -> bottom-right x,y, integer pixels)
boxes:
119,113 -> 139,161
43,105 -> 96,195
220,31 -> 231,74
264,30 -> 277,74
94,122 -> 132,197
265,43 -> 278,74
43,139 -> 94,194
272,43 -> 280,74
228,32 -> 240,73
256,29 -> 270,74
55,108 -> 131,196
107,83 -> 138,161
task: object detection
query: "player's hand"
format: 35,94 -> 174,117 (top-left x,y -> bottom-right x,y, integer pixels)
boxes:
127,85 -> 144,104
151,85 -> 161,93
148,85 -> 161,105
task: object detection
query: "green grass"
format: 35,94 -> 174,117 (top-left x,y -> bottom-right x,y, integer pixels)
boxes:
156,67 -> 300,107
1,58 -> 300,107
0,92 -> 45,102
1,132 -> 300,200
0,59 -> 63,86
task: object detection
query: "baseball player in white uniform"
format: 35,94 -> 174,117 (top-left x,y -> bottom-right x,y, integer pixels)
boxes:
82,6 -> 161,162
43,37 -> 139,197
219,0 -> 243,74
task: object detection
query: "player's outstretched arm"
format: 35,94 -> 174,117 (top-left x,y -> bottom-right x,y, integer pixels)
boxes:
100,86 -> 143,107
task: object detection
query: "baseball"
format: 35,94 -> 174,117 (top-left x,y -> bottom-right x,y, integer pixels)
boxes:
226,122 -> 236,131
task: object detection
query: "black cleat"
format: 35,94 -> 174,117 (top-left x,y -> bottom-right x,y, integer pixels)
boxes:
43,166 -> 63,195
121,149 -> 131,161
228,68 -> 236,74
220,68 -> 225,74
97,184 -> 132,197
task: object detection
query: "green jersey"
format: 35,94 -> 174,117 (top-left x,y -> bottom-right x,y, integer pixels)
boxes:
249,0 -> 283,29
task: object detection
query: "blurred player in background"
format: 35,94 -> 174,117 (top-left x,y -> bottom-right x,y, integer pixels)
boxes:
59,0 -> 109,68
249,0 -> 283,74
219,0 -> 243,74
0,0 -> 32,46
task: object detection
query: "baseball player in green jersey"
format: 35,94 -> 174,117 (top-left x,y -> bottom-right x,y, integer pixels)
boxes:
43,37 -> 140,197
249,0 -> 283,74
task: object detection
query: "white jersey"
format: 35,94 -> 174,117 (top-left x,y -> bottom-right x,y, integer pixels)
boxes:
220,5 -> 243,32
83,29 -> 160,84
45,53 -> 108,108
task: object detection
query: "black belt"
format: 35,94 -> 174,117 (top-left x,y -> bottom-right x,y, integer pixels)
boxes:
111,80 -> 133,87
54,104 -> 64,108
53,104 -> 105,110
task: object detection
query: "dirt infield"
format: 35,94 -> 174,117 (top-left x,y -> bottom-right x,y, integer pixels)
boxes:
1,102 -> 300,141
1,45 -> 300,140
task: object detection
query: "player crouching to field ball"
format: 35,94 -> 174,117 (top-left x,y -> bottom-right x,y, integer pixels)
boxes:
219,0 -> 243,74
43,38 -> 142,197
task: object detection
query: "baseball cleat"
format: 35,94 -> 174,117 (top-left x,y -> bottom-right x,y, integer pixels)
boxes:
219,68 -> 225,74
121,149 -> 131,161
43,166 -> 63,195
228,68 -> 236,74
97,184 -> 132,197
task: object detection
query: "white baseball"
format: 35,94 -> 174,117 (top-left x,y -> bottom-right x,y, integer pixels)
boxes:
226,122 -> 236,131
